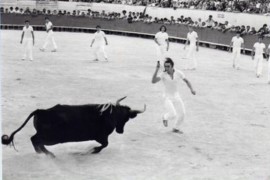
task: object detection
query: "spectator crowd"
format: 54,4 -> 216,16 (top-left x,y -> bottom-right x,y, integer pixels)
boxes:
60,0 -> 270,15
1,5 -> 270,37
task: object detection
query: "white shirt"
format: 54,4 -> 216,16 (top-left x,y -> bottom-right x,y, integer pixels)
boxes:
187,31 -> 198,46
93,31 -> 106,45
231,36 -> 244,49
155,32 -> 169,46
45,21 -> 53,31
161,69 -> 185,98
23,26 -> 33,39
253,42 -> 265,56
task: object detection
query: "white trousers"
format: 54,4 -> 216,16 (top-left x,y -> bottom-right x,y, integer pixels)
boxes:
232,48 -> 241,68
42,31 -> 57,49
156,45 -> 167,63
22,38 -> 33,60
93,45 -> 108,60
186,44 -> 197,69
163,96 -> 186,130
254,55 -> 263,76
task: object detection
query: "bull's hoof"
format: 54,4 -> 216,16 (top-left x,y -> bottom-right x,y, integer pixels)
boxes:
46,152 -> 56,158
92,147 -> 102,154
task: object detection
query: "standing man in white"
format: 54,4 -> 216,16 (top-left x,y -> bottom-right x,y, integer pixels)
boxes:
20,20 -> 35,61
154,25 -> 169,64
40,17 -> 57,52
184,26 -> 199,70
229,31 -> 245,69
252,36 -> 266,78
152,58 -> 196,134
90,25 -> 108,61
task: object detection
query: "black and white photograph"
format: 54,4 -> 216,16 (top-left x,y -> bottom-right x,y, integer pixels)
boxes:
1,0 -> 270,179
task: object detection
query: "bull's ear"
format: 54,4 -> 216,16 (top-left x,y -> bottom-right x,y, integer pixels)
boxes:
129,112 -> 138,119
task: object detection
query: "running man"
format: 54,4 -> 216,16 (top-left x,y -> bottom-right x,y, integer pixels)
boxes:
40,17 -> 57,52
20,20 -> 35,61
152,58 -> 196,134
184,26 -> 199,70
252,36 -> 266,78
90,25 -> 108,61
154,25 -> 169,64
229,31 -> 245,69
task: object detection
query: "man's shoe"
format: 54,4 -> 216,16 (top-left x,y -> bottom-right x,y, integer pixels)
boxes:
40,48 -> 45,52
51,49 -> 57,52
172,128 -> 183,134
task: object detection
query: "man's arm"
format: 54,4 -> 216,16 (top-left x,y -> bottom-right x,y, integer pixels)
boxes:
183,78 -> 196,95
20,31 -> 24,44
90,39 -> 95,47
104,37 -> 108,45
184,37 -> 189,49
229,40 -> 233,52
152,61 -> 161,84
31,30 -> 35,46
154,38 -> 160,46
166,39 -> 169,51
252,47 -> 255,60
196,36 -> 199,51
241,41 -> 245,54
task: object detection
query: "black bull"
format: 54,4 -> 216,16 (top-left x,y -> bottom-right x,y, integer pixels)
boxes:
2,97 -> 146,157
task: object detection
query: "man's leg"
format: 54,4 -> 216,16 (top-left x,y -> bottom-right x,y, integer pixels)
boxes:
41,33 -> 50,50
101,46 -> 108,60
172,98 -> 186,133
51,34 -> 57,51
232,49 -> 237,68
256,56 -> 263,77
28,39 -> 33,61
235,49 -> 241,69
190,45 -> 197,69
93,47 -> 99,61
163,98 -> 177,127
22,40 -> 27,60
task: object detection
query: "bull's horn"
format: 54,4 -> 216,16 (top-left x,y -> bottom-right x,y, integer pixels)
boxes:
131,104 -> 146,114
116,96 -> 127,106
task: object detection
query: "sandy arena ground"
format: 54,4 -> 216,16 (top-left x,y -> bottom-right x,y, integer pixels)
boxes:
1,30 -> 270,180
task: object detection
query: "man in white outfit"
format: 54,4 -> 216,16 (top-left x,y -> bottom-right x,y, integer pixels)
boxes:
40,17 -> 57,52
90,25 -> 108,61
252,36 -> 266,78
152,58 -> 196,134
184,26 -> 199,70
229,31 -> 245,69
154,25 -> 169,64
20,20 -> 35,61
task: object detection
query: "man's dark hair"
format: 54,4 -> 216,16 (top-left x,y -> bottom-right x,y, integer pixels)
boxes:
96,25 -> 101,28
45,17 -> 49,20
25,20 -> 29,23
164,57 -> 174,67
160,25 -> 167,32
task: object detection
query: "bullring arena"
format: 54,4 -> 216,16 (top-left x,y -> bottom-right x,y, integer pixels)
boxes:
1,0 -> 270,180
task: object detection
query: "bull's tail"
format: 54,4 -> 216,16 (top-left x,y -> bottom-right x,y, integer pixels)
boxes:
2,110 -> 38,146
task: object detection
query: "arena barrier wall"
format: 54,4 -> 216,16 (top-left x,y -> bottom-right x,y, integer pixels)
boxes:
1,13 -> 270,52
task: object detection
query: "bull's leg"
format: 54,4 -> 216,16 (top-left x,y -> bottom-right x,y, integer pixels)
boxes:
31,134 -> 42,154
31,134 -> 55,158
39,145 -> 56,158
92,138 -> 108,154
